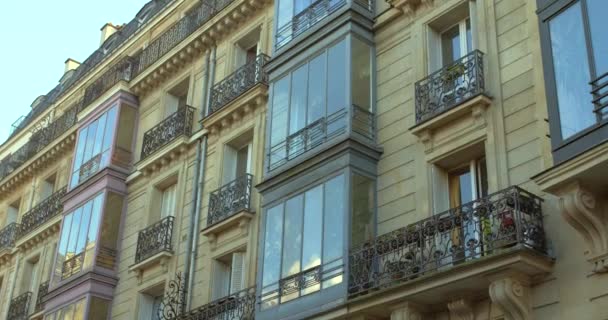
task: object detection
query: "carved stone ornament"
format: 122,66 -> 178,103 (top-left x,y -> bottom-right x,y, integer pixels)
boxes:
557,181 -> 608,273
489,277 -> 530,320
390,302 -> 424,320
447,298 -> 475,320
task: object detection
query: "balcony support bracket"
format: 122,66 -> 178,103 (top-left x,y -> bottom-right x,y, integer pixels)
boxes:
447,299 -> 474,320
488,274 -> 531,320
557,181 -> 608,273
390,302 -> 425,320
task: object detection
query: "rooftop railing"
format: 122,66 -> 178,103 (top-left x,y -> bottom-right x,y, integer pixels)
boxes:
348,186 -> 546,296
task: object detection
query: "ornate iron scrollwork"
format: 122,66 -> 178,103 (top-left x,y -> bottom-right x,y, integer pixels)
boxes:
348,186 -> 546,296
34,281 -> 49,313
141,106 -> 195,160
207,174 -> 253,227
158,273 -> 187,320
414,50 -> 485,124
7,291 -> 32,320
0,223 -> 20,251
18,187 -> 66,239
135,216 -> 174,263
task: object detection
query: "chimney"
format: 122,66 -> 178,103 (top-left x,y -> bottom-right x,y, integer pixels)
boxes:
64,58 -> 81,73
100,23 -> 119,46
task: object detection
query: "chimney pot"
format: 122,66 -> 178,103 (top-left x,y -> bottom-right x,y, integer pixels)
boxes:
100,23 -> 120,46
64,58 -> 81,73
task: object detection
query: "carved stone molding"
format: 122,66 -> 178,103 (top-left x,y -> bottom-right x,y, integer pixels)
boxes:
387,0 -> 434,18
489,276 -> 530,320
557,181 -> 608,273
390,302 -> 424,320
447,299 -> 474,320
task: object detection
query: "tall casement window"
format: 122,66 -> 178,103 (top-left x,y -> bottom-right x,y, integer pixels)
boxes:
261,174 -> 346,308
44,297 -> 111,320
268,36 -> 373,171
70,103 -> 136,188
53,192 -> 124,283
538,0 -> 608,159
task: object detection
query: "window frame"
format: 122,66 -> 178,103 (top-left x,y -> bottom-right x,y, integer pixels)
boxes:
537,0 -> 608,163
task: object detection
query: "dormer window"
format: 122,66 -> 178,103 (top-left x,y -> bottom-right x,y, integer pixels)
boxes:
136,2 -> 157,25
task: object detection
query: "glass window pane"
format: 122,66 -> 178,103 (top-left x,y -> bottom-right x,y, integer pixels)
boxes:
263,204 -> 283,286
549,2 -> 595,138
84,194 -> 104,269
282,195 -> 303,278
73,126 -> 88,171
352,38 -> 372,111
442,24 -> 461,65
327,39 -> 347,116
76,201 -> 93,254
102,106 -> 118,152
295,0 -> 312,15
323,174 -> 345,262
307,53 -> 326,125
351,174 -> 375,248
73,299 -> 86,320
302,186 -> 322,270
83,120 -> 98,162
289,64 -> 308,135
277,0 -> 293,28
68,208 -> 83,256
587,0 -> 608,76
92,113 -> 107,157
270,76 -> 290,167
56,214 -> 73,278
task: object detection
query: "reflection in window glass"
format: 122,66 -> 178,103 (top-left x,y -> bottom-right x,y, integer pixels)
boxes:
352,38 -> 372,111
308,54 -> 326,125
289,65 -> 308,135
327,40 -> 347,116
270,76 -> 290,164
351,174 -> 375,248
587,0 -> 608,76
549,2 -> 595,139
322,175 -> 345,289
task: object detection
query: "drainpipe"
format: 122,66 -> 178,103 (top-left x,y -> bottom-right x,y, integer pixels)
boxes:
184,47 -> 214,311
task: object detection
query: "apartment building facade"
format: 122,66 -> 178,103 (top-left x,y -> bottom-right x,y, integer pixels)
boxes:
0,0 -> 605,319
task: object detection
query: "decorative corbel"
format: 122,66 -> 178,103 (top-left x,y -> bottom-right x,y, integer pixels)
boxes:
557,181 -> 608,273
489,276 -> 530,320
390,302 -> 424,320
447,298 -> 474,320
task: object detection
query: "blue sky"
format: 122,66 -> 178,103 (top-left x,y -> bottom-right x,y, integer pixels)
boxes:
0,0 -> 148,143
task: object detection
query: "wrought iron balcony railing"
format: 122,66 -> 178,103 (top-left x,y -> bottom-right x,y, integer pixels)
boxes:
0,222 -> 20,251
62,252 -> 85,280
82,57 -> 137,107
267,105 -> 374,171
0,104 -> 79,181
592,72 -> 608,116
34,281 -> 49,314
18,187 -> 66,238
7,291 -> 32,320
208,54 -> 270,116
414,50 -> 485,125
348,186 -> 546,296
132,0 -> 235,77
141,106 -> 195,160
207,174 -> 253,227
275,0 -> 346,50
185,287 -> 255,320
135,216 -> 175,264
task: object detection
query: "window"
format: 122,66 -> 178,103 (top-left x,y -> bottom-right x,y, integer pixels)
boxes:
138,285 -> 165,320
212,252 -> 246,300
223,134 -> 252,184
261,174 -> 345,309
160,184 -> 177,219
6,198 -> 21,225
54,194 -> 104,282
234,28 -> 260,69
540,0 -> 607,142
166,79 -> 189,117
351,174 -> 375,248
440,19 -> 472,67
21,257 -> 39,295
268,37 -> 373,170
40,174 -> 57,201
70,106 -> 118,188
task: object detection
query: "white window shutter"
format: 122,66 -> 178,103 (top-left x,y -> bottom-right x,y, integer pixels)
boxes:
212,261 -> 230,300
245,143 -> 253,174
223,146 -> 238,184
230,252 -> 245,294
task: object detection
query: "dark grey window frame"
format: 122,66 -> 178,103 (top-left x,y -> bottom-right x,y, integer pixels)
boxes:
256,149 -> 378,320
537,0 -> 608,164
264,26 -> 377,177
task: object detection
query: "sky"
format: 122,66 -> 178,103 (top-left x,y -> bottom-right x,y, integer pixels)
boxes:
0,0 -> 148,143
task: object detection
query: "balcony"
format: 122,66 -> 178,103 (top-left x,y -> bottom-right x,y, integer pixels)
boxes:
82,57 -> 136,108
131,216 -> 175,274
267,105 -> 375,172
18,187 -> 66,240
184,287 -> 256,320
208,54 -> 270,116
34,281 -> 49,315
7,292 -> 32,320
348,186 -> 550,299
0,104 -> 79,184
202,175 -> 254,244
140,106 -> 195,161
0,223 -> 20,253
